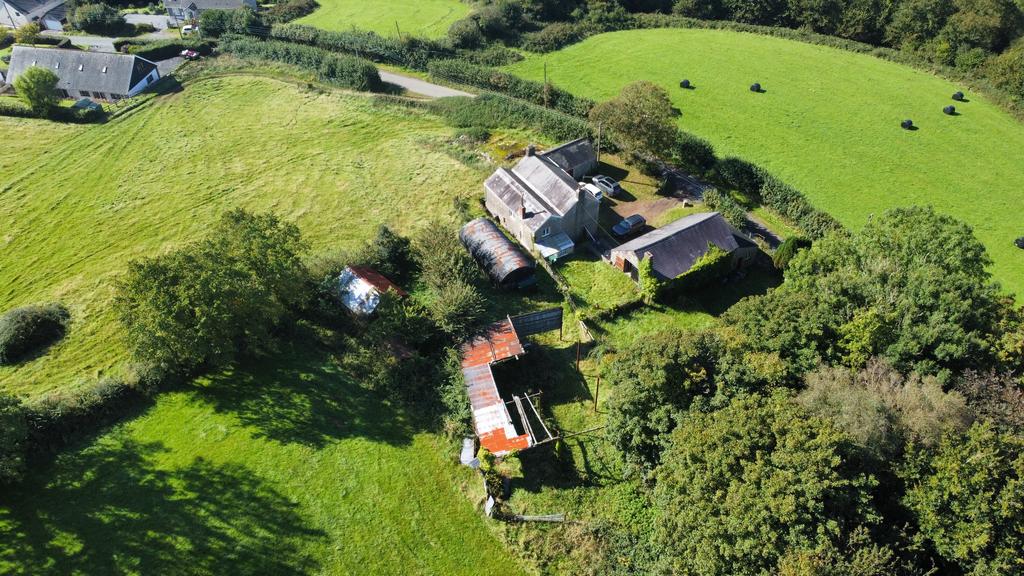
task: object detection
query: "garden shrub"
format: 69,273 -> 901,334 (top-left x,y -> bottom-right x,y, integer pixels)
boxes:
199,8 -> 262,38
427,59 -> 596,117
0,304 -> 70,365
219,35 -> 382,92
70,3 -> 124,35
658,245 -> 733,300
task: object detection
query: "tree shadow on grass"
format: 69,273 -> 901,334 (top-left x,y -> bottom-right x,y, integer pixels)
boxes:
1,438 -> 325,575
196,335 -> 418,449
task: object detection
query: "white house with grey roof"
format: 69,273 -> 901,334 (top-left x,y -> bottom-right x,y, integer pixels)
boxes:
163,0 -> 256,25
610,212 -> 758,281
0,0 -> 66,31
6,47 -> 160,101
484,141 -> 600,261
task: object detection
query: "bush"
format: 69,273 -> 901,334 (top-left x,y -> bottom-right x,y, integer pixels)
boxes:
772,236 -> 812,269
263,0 -> 319,24
0,304 -> 70,365
673,131 -> 716,172
199,8 -> 261,38
702,189 -> 747,229
13,66 -> 59,115
218,35 -> 383,92
716,156 -> 764,196
427,59 -> 596,117
123,38 -> 214,60
71,3 -> 124,35
0,393 -> 27,484
521,22 -> 588,53
447,17 -> 485,49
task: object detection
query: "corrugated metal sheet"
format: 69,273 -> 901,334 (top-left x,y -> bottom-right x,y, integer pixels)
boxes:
460,320 -> 531,456
510,308 -> 564,338
460,218 -> 535,287
337,266 -> 405,315
611,212 -> 740,280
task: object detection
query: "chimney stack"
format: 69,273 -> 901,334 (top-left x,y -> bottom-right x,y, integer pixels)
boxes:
526,144 -> 536,157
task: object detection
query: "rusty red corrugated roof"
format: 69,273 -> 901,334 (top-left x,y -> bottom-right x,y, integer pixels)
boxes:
348,265 -> 408,297
461,320 -> 531,456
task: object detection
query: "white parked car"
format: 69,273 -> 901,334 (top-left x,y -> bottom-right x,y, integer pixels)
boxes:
583,183 -> 604,202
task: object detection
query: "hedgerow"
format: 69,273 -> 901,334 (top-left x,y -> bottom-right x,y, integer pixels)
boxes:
427,59 -> 595,117
218,35 -> 382,92
270,24 -> 456,70
426,93 -> 593,142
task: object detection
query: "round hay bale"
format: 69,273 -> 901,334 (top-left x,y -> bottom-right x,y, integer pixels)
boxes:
680,79 -> 691,89
750,82 -> 761,93
953,91 -> 965,101
1016,237 -> 1024,249
901,119 -> 914,130
944,105 -> 956,115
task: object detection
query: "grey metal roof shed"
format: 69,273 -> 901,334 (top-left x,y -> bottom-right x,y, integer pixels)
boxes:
460,218 -> 536,288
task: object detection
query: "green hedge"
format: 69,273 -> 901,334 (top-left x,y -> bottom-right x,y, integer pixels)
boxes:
0,99 -> 36,119
270,24 -> 455,71
0,304 -> 70,365
426,93 -> 593,143
658,245 -> 734,300
219,35 -> 382,92
426,59 -> 595,118
702,189 -> 748,229
23,376 -> 151,455
122,38 -> 215,61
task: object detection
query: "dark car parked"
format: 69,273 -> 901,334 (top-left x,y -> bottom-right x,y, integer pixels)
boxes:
592,175 -> 623,198
613,214 -> 646,237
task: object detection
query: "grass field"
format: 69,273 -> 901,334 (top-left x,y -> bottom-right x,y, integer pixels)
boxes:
295,0 -> 469,38
506,28 -> 1024,298
0,74 -> 488,398
0,336 -> 530,575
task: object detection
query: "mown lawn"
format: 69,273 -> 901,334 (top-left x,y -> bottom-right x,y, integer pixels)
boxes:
295,0 -> 469,38
507,28 -> 1024,298
0,75 -> 488,397
0,337 -> 531,575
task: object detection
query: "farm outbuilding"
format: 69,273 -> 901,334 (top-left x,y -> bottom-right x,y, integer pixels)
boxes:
538,137 -> 597,180
337,265 -> 407,316
460,218 -> 536,288
610,212 -> 756,281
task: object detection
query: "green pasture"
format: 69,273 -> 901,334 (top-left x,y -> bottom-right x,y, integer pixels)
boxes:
0,74 -> 487,397
0,337 -> 530,575
506,28 -> 1024,298
295,0 -> 469,38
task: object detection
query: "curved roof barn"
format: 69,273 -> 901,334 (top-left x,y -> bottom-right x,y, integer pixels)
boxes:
460,218 -> 535,288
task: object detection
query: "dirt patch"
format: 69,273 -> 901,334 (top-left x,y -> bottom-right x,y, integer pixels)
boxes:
610,197 -> 689,222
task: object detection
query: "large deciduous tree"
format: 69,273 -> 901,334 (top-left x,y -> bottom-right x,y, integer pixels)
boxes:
902,423 -> 1024,575
114,209 -> 307,371
589,81 -> 678,158
652,392 -> 881,576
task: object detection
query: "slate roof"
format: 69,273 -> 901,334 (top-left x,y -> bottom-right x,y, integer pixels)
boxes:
163,0 -> 250,10
4,0 -> 66,23
484,153 -> 582,231
7,47 -> 157,95
540,138 -> 595,174
613,212 -> 740,280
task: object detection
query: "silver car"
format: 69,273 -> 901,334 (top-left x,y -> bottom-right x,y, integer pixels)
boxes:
592,175 -> 623,198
